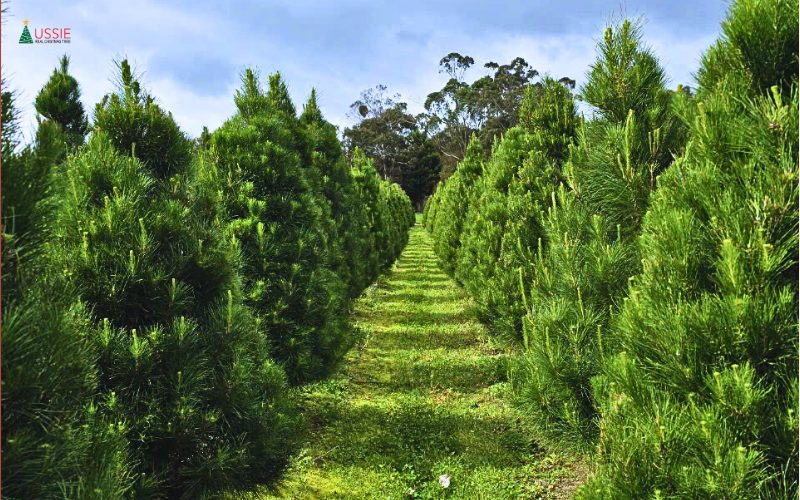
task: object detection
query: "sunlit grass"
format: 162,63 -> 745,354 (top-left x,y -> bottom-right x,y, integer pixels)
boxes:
238,222 -> 585,499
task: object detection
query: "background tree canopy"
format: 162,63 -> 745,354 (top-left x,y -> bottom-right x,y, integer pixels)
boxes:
344,53 -> 574,209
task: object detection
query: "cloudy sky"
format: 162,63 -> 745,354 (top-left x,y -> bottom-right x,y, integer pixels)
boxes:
3,1 -> 729,141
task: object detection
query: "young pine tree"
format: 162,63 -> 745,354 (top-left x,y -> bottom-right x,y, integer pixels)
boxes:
2,80 -> 134,500
582,0 -> 798,497
2,55 -> 86,293
512,21 -> 684,451
300,89 -> 371,298
381,180 -> 415,261
210,69 -> 351,384
48,61 -> 297,497
351,148 -> 393,281
456,126 -> 532,324
491,79 -> 578,338
428,134 -> 484,277
34,55 -> 88,149
422,180 -> 441,233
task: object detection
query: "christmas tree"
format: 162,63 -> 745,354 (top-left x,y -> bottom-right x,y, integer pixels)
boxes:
428,134 -> 484,278
19,20 -> 32,44
582,0 -> 798,496
48,61 -> 298,496
456,125 -> 533,322
301,89 -> 370,298
2,77 -> 134,500
211,69 -> 350,384
35,55 -> 89,148
513,20 -> 683,452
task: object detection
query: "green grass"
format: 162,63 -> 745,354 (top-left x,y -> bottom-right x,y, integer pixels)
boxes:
240,222 -> 585,499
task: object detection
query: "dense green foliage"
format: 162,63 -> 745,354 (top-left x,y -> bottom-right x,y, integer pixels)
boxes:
47,63 -> 297,497
2,62 -> 134,500
514,20 -> 685,452
582,0 -> 798,496
210,70 -> 348,385
426,0 -> 798,496
3,0 -> 796,496
425,134 -> 484,277
426,78 -> 579,338
34,55 -> 88,149
3,61 -> 412,498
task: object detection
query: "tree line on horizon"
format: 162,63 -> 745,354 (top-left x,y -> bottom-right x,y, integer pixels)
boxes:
343,52 -> 575,211
425,0 -> 798,497
2,55 -> 414,498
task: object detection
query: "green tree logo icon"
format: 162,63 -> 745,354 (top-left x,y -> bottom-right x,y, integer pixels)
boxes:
19,19 -> 33,44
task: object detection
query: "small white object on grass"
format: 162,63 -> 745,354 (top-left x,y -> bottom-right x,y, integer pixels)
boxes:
438,474 -> 451,488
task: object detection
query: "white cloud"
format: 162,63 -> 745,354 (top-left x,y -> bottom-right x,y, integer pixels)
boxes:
2,1 -> 722,142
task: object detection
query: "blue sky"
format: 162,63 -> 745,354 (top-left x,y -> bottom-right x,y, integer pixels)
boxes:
3,1 -> 729,140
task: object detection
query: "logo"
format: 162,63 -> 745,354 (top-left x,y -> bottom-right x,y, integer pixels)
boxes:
19,19 -> 72,45
19,20 -> 32,44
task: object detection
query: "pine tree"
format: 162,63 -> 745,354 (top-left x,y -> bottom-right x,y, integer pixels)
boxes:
48,62 -> 297,496
94,59 -> 192,179
456,126 -> 533,323
422,181 -> 441,233
581,0 -> 798,496
426,79 -> 578,339
512,20 -> 684,451
210,69 -> 351,384
266,72 -> 297,115
301,89 -> 371,298
195,126 -> 212,152
428,134 -> 484,277
350,149 -> 389,285
35,55 -> 89,148
351,148 -> 413,278
2,289 -> 134,499
2,81 -> 134,500
2,81 -> 20,148
491,79 -> 578,337
2,60 -> 80,297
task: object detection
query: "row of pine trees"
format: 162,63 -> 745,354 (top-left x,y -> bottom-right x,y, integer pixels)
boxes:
2,58 -> 414,498
424,0 -> 798,497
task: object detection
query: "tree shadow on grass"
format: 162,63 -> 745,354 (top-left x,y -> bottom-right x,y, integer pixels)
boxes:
301,392 -> 539,479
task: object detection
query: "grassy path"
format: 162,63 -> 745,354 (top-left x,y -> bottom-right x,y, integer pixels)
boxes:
258,222 -> 584,499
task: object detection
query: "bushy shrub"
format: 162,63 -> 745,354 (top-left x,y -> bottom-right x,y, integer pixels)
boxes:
581,0 -> 798,496
47,62 -> 298,497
